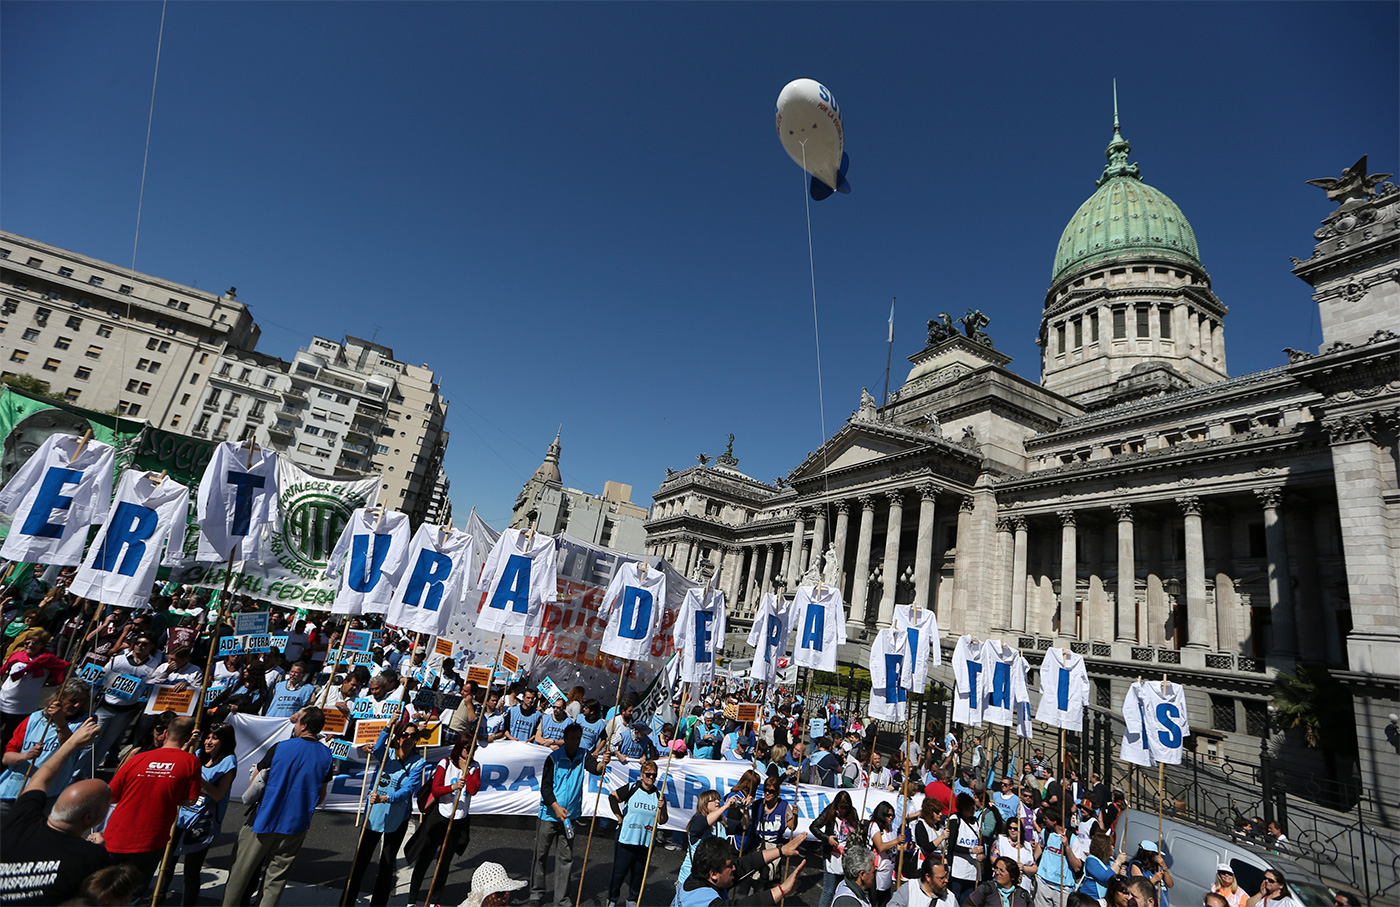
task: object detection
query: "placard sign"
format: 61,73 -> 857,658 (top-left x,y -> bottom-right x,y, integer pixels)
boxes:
351,652 -> 376,666
434,638 -> 454,658
736,703 -> 759,723
418,722 -> 443,747
244,634 -> 272,654
321,709 -> 349,736
353,719 -> 388,748
77,663 -> 105,686
325,738 -> 351,761
536,676 -> 563,704
235,611 -> 271,637
350,698 -> 378,719
270,634 -> 290,653
465,666 -> 492,686
218,636 -> 245,658
107,674 -> 144,703
343,629 -> 375,653
501,650 -> 519,673
144,685 -> 199,716
381,700 -> 404,722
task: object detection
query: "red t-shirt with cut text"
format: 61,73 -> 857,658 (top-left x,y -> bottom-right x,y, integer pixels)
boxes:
104,748 -> 202,854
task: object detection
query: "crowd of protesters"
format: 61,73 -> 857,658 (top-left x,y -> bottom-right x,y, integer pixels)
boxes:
0,564 -> 1355,907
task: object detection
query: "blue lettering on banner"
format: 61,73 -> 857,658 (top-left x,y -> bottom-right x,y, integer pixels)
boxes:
990,661 -> 1011,709
93,500 -> 158,576
679,772 -> 707,809
226,470 -> 266,537
488,554 -> 532,613
693,610 -> 714,664
508,766 -> 538,791
218,636 -> 244,657
20,466 -> 83,538
77,663 -> 104,685
618,586 -> 653,640
348,533 -> 392,594
1156,702 -> 1183,748
402,549 -> 453,611
1057,667 -> 1070,711
966,659 -> 983,703
801,603 -> 824,651
884,654 -> 907,704
480,764 -> 510,789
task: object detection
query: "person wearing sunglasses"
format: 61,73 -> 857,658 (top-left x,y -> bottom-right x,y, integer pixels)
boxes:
343,722 -> 426,906
605,758 -> 669,907
1245,871 -> 1299,907
91,634 -> 161,768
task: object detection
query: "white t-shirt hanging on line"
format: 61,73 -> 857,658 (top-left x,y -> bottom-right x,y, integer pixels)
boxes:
0,433 -> 116,566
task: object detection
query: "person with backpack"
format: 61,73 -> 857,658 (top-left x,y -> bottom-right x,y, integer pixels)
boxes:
342,722 -> 426,907
809,735 -> 841,788
403,733 -> 480,904
946,793 -> 985,904
155,723 -> 238,907
810,790 -> 860,907
605,758 -> 669,907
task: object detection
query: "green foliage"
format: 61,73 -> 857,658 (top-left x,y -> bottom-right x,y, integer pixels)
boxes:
1271,665 -> 1356,752
1,373 -> 63,401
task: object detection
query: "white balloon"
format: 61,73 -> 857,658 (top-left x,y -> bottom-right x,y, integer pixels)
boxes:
775,78 -> 850,199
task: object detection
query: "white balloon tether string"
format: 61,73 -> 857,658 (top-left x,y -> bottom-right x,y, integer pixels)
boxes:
799,141 -> 835,558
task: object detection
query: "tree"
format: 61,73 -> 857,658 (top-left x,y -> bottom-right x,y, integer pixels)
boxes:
0,373 -> 62,401
1271,665 -> 1354,750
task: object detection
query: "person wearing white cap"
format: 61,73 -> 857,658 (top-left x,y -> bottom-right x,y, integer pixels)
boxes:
1128,840 -> 1175,907
460,861 -> 527,907
1212,864 -> 1247,907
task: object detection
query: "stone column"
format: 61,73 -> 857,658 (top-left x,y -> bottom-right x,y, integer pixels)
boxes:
950,496 -> 976,634
1086,518 -> 1108,641
996,518 -> 1015,630
1209,508 -> 1239,653
1178,495 -> 1210,648
1010,517 -> 1029,632
913,483 -> 940,610
811,507 -> 828,569
1143,518 -> 1166,647
1113,503 -> 1136,642
1285,495 -> 1326,662
879,490 -> 906,625
723,546 -> 741,606
832,501 -> 851,597
675,539 -> 694,579
849,495 -> 878,626
1256,487 -> 1298,662
749,544 -> 769,602
779,541 -> 792,589
788,511 -> 807,585
1058,510 -> 1078,638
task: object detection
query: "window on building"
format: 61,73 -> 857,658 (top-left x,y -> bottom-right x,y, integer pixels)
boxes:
95,325 -> 112,338
189,373 -> 200,384
66,316 -> 82,329
178,301 -> 189,311
219,363 -> 232,375
64,388 -> 80,402
54,336 -> 71,350
26,257 -> 42,267
1160,305 -> 1173,338
1243,701 -> 1267,737
2,300 -> 18,315
1112,308 -> 1126,339
1089,312 -> 1099,342
944,524 -> 957,550
1210,695 -> 1237,732
1136,305 -> 1150,338
158,340 -> 170,353
9,350 -> 27,363
1248,523 -> 1266,558
180,393 -> 190,405
305,426 -> 321,436
35,307 -> 52,323
127,379 -> 141,392
1073,318 -> 1083,348
137,382 -> 150,395
216,418 -> 231,435
239,425 -> 256,442
80,344 -> 100,360
375,444 -> 389,454
75,366 -> 91,380
42,358 -> 59,372
58,267 -> 74,278
88,276 -> 104,287
250,400 -> 266,418
0,249 -> 8,259
263,375 -> 276,387
118,284 -> 133,295
195,414 -> 210,433
22,328 -> 39,342
170,414 -> 181,427
1056,323 -> 1066,354
205,389 -> 221,406
199,353 -> 208,363
167,298 -> 179,308
240,368 -> 251,381
117,401 -> 140,416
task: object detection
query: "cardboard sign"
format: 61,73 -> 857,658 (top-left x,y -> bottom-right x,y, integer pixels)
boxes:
351,652 -> 376,665
417,722 -> 443,747
350,697 -> 378,719
736,703 -> 759,723
501,650 -> 519,673
343,629 -> 375,653
77,663 -> 105,686
107,673 -> 144,702
235,611 -> 271,637
465,665 -> 492,686
434,637 -> 454,658
381,700 -> 404,722
439,694 -> 463,711
325,738 -> 351,761
218,636 -> 245,658
204,687 -> 222,705
536,676 -> 563,704
144,685 -> 199,716
321,709 -> 349,736
723,702 -> 738,721
244,634 -> 271,654
167,626 -> 198,652
414,688 -> 438,710
353,719 -> 388,747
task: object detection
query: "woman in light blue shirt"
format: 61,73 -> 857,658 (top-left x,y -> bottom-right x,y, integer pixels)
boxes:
344,722 -> 426,907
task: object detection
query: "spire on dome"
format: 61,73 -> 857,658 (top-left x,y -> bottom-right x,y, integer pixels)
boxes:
530,426 -> 563,485
1098,79 -> 1141,187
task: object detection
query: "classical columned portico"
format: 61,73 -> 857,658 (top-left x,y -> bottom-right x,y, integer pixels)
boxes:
832,502 -> 851,598
849,495 -> 877,625
1113,503 -> 1136,642
1058,510 -> 1077,638
878,490 -> 906,625
1256,487 -> 1298,661
788,512 -> 807,584
913,483 -> 939,610
1010,516 -> 1029,632
1178,495 -> 1211,648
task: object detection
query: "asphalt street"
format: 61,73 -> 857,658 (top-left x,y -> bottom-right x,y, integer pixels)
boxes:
175,806 -> 824,906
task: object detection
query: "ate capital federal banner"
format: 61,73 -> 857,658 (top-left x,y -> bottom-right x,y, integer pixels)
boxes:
441,532 -> 700,696
168,459 -> 380,607
226,716 -> 916,830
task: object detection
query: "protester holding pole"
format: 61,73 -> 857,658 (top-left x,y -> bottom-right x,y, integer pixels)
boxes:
531,722 -> 611,906
342,720 -> 426,907
405,732 -> 480,903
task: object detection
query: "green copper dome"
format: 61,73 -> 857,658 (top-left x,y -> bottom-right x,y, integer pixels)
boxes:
1052,124 -> 1201,284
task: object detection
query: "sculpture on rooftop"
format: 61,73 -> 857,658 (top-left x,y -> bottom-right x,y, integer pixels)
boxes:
959,309 -> 994,347
927,312 -> 957,345
1306,155 -> 1392,205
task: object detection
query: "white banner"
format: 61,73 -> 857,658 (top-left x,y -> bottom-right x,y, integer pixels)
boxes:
228,715 -> 918,830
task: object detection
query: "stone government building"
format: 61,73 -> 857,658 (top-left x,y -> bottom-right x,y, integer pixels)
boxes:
644,123 -> 1398,813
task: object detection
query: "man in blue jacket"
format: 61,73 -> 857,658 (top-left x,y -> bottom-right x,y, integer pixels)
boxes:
531,722 -> 610,907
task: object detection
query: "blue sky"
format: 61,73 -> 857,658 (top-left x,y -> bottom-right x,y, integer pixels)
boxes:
3,2 -> 1396,527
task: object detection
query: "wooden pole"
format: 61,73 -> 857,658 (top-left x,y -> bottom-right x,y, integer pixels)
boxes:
896,700 -> 913,882
574,659 -> 629,907
19,716 -> 50,785
340,709 -> 407,907
1059,725 -> 1068,907
422,632 -> 507,907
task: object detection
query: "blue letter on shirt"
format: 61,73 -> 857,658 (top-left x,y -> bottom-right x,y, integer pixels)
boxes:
348,533 -> 393,593
1156,702 -> 1183,749
94,501 -> 158,576
693,610 -> 714,664
884,654 -> 907,704
990,661 -> 1011,709
966,659 -> 983,703
1057,667 -> 1070,711
402,549 -> 453,611
618,586 -> 653,640
488,554 -> 532,614
801,603 -> 824,651
766,615 -> 783,653
226,470 -> 266,537
20,466 -> 83,539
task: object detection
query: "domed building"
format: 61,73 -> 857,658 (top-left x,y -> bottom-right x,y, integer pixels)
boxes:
646,120 -> 1399,865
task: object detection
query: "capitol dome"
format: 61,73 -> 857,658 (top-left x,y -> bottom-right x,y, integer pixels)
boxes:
1051,123 -> 1201,285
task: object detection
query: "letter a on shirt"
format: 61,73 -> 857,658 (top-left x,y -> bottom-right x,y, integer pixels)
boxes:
476,528 -> 557,637
745,593 -> 792,684
196,441 -> 280,561
674,585 -> 726,682
326,507 -> 413,616
386,523 -> 474,635
598,560 -> 667,661
791,584 -> 847,672
0,433 -> 115,566
70,471 -> 189,609
867,627 -> 911,722
1035,647 -> 1090,731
